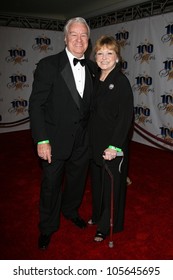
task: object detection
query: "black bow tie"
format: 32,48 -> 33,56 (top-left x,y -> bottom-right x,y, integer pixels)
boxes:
73,58 -> 86,67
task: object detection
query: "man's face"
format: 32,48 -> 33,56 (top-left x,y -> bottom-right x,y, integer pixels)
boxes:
65,22 -> 89,58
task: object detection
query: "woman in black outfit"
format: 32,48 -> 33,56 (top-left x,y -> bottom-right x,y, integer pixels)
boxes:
89,35 -> 134,242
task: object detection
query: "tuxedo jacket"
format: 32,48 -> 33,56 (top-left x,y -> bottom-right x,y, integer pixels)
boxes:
89,65 -> 134,166
29,49 -> 96,159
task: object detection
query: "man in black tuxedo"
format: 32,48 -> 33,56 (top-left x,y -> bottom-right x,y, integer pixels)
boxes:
29,17 -> 96,249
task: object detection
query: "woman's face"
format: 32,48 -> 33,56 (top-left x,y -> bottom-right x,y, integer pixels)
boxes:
95,45 -> 118,71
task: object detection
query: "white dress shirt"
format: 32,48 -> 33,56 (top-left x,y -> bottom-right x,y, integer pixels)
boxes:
66,47 -> 85,98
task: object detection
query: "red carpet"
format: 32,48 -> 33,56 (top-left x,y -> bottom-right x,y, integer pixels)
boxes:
0,130 -> 173,260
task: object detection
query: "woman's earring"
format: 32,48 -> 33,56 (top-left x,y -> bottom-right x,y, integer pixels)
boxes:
116,59 -> 119,63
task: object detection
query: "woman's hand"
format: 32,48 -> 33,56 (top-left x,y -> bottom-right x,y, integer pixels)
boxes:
102,148 -> 117,161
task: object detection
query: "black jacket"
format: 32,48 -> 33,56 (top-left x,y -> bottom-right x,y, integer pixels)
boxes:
89,65 -> 134,166
29,49 -> 96,159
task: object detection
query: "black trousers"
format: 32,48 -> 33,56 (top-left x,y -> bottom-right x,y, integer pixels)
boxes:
39,130 -> 89,235
90,152 -> 128,235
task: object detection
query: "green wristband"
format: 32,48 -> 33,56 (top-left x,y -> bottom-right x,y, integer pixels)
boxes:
38,140 -> 49,144
108,145 -> 122,152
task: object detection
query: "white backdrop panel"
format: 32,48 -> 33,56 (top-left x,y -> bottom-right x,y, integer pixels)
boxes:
90,12 -> 173,150
0,26 -> 64,133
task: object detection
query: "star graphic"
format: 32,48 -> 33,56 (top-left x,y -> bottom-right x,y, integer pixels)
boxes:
167,69 -> 173,80
169,34 -> 173,46
15,82 -> 23,90
14,56 -> 23,64
141,52 -> 150,63
139,84 -> 149,95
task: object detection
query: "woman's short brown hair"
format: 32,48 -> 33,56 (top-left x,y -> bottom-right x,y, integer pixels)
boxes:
94,35 -> 121,61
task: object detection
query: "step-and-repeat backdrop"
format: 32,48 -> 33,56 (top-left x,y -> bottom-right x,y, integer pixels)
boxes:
0,12 -> 172,150
0,27 -> 64,132
90,12 -> 173,151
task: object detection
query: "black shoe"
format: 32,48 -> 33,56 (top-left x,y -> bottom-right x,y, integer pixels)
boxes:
71,217 -> 87,229
38,233 -> 51,250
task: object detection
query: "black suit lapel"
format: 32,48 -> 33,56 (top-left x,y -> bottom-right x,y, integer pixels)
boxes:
83,65 -> 93,97
61,63 -> 81,109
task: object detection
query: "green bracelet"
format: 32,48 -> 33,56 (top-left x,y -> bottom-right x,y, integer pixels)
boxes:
38,140 -> 49,144
108,145 -> 122,152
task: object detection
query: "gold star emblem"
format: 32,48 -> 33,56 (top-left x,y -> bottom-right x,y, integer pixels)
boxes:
167,68 -> 173,80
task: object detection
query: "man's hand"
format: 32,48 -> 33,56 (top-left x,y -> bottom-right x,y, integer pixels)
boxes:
37,143 -> 52,163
